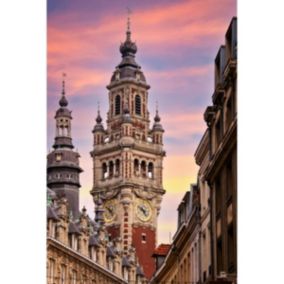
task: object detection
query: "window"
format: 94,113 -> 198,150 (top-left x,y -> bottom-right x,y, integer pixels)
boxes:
148,162 -> 154,178
141,233 -> 146,243
227,224 -> 235,273
109,161 -> 114,178
134,159 -> 139,175
72,270 -> 77,284
141,161 -> 146,178
49,259 -> 55,283
102,163 -> 108,179
115,159 -> 120,176
115,95 -> 121,115
61,265 -> 66,284
56,153 -> 62,161
135,95 -> 141,115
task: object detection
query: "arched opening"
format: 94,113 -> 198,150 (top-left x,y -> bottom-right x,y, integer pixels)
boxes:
115,159 -> 120,176
141,161 -> 146,178
102,163 -> 108,179
109,161 -> 114,178
135,95 -> 141,115
148,162 -> 154,179
134,159 -> 139,176
115,95 -> 121,115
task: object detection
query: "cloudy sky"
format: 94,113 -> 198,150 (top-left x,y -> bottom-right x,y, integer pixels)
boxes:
47,0 -> 236,244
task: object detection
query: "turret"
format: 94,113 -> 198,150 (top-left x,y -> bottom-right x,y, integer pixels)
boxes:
152,107 -> 164,145
92,106 -> 105,145
47,74 -> 83,219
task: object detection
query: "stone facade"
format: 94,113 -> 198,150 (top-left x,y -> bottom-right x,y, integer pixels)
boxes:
151,186 -> 201,283
47,77 -> 147,284
151,17 -> 237,284
203,17 -> 237,283
90,19 -> 166,280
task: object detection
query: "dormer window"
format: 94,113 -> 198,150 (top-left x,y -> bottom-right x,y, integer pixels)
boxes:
136,72 -> 141,80
115,71 -> 120,80
56,153 -> 62,161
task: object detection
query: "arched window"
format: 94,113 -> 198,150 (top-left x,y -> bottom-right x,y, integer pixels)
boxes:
135,95 -> 141,115
102,163 -> 108,179
134,159 -> 139,175
109,161 -> 114,178
115,95 -> 121,115
141,161 -> 146,178
115,159 -> 120,176
148,162 -> 154,179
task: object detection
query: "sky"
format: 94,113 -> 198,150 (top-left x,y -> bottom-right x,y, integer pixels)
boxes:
47,0 -> 236,244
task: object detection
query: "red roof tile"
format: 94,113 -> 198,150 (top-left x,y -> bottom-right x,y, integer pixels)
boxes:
152,244 -> 171,256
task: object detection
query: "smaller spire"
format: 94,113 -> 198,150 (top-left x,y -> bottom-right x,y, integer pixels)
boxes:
96,102 -> 102,123
59,73 -> 68,107
154,101 -> 161,123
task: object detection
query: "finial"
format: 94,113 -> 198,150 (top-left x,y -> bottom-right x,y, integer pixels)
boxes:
154,101 -> 161,123
96,101 -> 102,124
126,7 -> 132,41
59,72 -> 68,107
62,73 -> 66,94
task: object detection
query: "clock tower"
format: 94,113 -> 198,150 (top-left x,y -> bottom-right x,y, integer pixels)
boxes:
90,19 -> 166,279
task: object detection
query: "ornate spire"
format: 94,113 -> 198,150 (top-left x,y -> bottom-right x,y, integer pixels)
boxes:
154,101 -> 161,123
59,73 -> 68,107
120,8 -> 137,57
96,102 -> 102,124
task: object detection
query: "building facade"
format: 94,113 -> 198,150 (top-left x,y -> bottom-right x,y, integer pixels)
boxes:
90,19 -> 166,280
47,81 -> 147,284
151,17 -> 237,284
203,17 -> 237,283
151,185 -> 201,283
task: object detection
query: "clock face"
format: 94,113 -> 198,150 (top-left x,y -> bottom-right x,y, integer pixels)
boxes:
136,199 -> 152,222
103,200 -> 117,223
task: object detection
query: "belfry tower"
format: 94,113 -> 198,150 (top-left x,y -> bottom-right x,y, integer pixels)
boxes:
90,18 -> 166,279
47,76 -> 83,219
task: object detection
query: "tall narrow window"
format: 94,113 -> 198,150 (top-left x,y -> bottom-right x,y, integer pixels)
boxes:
49,259 -> 55,283
109,161 -> 114,178
115,95 -> 121,115
115,159 -> 120,176
148,162 -> 154,178
134,159 -> 139,175
102,163 -> 108,179
61,265 -> 66,284
72,270 -> 77,284
135,95 -> 141,115
141,161 -> 146,178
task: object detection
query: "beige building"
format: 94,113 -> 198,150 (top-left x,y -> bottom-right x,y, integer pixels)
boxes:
151,17 -> 237,284
203,17 -> 237,283
47,71 -> 147,283
195,130 -> 212,282
151,185 -> 201,284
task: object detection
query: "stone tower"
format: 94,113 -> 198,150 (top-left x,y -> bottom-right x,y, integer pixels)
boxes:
90,19 -> 166,279
47,76 -> 83,219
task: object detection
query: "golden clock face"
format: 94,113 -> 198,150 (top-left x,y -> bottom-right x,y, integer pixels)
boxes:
103,200 -> 117,223
136,199 -> 152,222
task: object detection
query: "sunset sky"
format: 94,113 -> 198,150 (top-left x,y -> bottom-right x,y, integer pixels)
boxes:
47,0 -> 236,244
